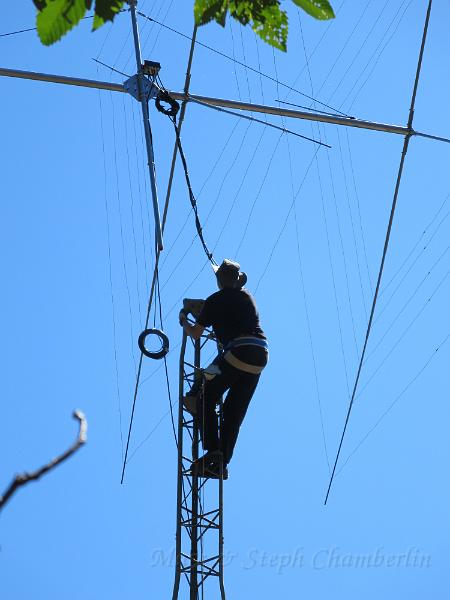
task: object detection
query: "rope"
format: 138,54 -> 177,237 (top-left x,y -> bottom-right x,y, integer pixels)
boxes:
120,27 -> 198,482
315,0 -> 375,99
161,121 -> 240,271
298,19 -> 353,403
239,21 -> 253,108
234,131 -> 284,255
378,193 -> 450,302
122,94 -> 143,322
172,120 -> 217,265
326,0 -> 391,104
147,0 -> 176,58
229,19 -> 242,101
357,267 -> 450,401
283,0 -> 347,104
120,253 -> 161,484
159,122 -> 253,292
345,128 -> 373,294
212,128 -> 267,252
97,69 -> 124,460
160,25 -> 199,234
324,0 -> 434,505
155,88 -> 217,266
287,138 -> 331,474
365,247 -> 450,366
274,41 -> 331,473
315,135 -> 352,399
255,148 -> 320,292
338,329 -> 450,476
374,207 -> 450,325
156,268 -> 178,448
109,89 -> 138,369
0,26 -> 36,38
137,10 -> 351,118
325,133 -> 360,360
344,0 -> 413,111
337,128 -> 368,321
0,11 -> 123,38
130,102 -> 151,289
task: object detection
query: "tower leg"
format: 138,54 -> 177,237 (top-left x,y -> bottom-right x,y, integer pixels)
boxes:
172,300 -> 226,599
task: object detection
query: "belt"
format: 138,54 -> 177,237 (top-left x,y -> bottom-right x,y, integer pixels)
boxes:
223,336 -> 269,353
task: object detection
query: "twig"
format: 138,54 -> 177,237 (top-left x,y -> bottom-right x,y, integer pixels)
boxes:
0,410 -> 87,512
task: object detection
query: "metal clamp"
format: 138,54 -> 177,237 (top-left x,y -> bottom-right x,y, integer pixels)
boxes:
124,74 -> 158,102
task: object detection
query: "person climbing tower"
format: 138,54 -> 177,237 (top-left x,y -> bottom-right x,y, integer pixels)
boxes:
179,259 -> 268,479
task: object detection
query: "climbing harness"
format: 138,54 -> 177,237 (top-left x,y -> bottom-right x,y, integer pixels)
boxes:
138,328 -> 170,360
222,336 -> 269,375
223,336 -> 269,352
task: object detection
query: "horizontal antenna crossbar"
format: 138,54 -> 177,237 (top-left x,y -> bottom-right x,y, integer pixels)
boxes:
0,66 -> 125,93
0,66 -> 424,138
169,91 -> 410,136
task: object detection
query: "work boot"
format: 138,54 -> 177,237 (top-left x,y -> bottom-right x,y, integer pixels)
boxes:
190,450 -> 228,480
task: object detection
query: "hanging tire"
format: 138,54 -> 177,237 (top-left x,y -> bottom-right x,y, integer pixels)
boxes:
138,328 -> 169,360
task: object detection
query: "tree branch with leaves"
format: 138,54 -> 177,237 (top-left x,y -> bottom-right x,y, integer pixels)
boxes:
32,0 -> 334,50
194,0 -> 334,51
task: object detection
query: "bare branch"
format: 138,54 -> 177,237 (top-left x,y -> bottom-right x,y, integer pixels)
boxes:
0,410 -> 87,512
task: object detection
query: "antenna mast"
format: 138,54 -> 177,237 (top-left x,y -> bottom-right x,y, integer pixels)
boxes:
173,301 -> 226,599
127,0 -> 163,251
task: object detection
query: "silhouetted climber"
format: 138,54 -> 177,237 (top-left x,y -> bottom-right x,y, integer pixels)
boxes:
179,259 -> 268,479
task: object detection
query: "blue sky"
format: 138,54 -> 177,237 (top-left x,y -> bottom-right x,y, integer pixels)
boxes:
1,1 -> 449,598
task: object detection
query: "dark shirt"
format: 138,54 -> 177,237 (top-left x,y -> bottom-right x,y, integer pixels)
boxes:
197,288 -> 266,347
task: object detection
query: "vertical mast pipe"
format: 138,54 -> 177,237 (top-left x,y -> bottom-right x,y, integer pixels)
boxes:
172,332 -> 187,599
219,395 -> 226,599
190,339 -> 201,599
128,0 -> 163,251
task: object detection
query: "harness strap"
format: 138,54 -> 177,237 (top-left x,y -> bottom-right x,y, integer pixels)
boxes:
223,351 -> 265,375
224,336 -> 268,353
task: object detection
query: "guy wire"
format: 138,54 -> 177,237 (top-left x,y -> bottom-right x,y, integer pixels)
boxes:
137,10 -> 351,118
324,0 -> 434,505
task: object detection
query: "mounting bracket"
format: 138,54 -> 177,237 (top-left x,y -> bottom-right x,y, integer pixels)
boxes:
124,74 -> 158,102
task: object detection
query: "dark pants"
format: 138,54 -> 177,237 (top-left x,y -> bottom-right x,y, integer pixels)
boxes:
198,357 -> 260,465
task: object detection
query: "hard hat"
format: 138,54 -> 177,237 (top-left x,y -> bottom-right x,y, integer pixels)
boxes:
212,259 -> 247,289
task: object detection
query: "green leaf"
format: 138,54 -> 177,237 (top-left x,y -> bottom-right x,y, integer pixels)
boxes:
33,0 -> 48,10
291,0 -> 335,20
229,0 -> 277,25
193,0 -> 333,52
194,0 -> 287,50
36,0 -> 88,45
252,3 -> 288,51
229,1 -> 287,51
194,0 -> 228,27
93,0 -> 125,31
